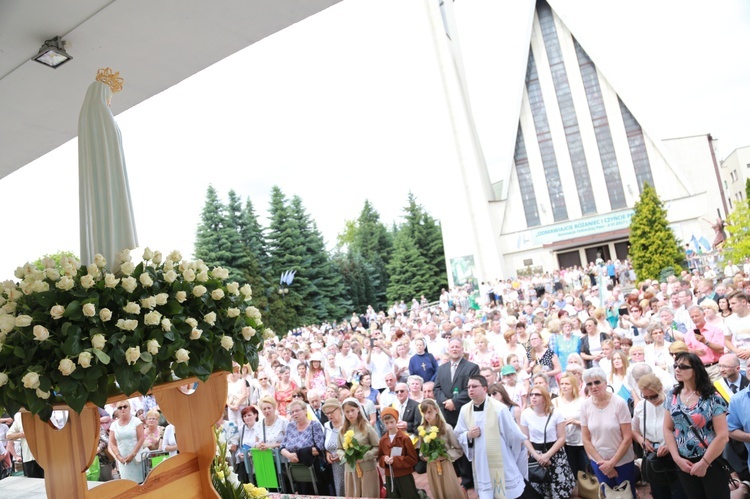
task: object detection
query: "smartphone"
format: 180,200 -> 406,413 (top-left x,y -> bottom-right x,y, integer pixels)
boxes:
370,337 -> 375,348
618,308 -> 629,316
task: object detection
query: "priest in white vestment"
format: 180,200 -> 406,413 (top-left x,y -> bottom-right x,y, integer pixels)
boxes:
455,374 -> 528,499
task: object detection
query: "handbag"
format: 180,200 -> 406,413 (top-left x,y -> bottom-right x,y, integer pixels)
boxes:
675,405 -> 737,486
527,413 -> 553,484
640,401 -> 676,486
599,481 -> 631,498
576,469 -> 599,499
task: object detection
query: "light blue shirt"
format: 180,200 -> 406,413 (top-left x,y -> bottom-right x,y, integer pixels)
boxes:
726,386 -> 750,470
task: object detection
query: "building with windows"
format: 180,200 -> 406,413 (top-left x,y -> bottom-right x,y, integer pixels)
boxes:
720,146 -> 750,212
426,0 -> 726,285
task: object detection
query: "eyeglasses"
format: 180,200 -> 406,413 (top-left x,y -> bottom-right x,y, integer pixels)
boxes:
395,389 -> 407,393
529,393 -> 542,397
673,364 -> 693,371
323,410 -> 336,417
289,409 -> 303,415
259,378 -> 268,381
585,380 -> 603,387
641,393 -> 660,401
292,394 -> 303,398
117,405 -> 129,410
630,309 -> 640,313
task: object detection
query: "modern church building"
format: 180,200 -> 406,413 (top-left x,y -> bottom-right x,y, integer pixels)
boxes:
425,0 -> 726,286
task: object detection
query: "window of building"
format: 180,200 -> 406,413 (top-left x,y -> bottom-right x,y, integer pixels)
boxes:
513,126 -> 541,227
526,49 -> 568,222
574,38 -> 626,210
724,180 -> 728,190
538,2 -> 596,215
733,170 -> 738,182
618,98 -> 654,192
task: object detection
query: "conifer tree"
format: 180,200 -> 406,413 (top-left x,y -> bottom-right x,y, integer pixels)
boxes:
401,192 -> 447,299
332,251 -> 377,312
194,185 -> 244,277
386,229 -> 434,303
629,183 -> 684,280
223,190 -> 253,283
349,200 -> 392,309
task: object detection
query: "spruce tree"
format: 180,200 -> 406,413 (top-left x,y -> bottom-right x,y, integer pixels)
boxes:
349,200 -> 392,309
238,197 -> 271,320
401,192 -> 447,299
223,190 -> 253,283
629,183 -> 684,281
332,251 -> 376,312
194,186 -> 236,269
386,229 -> 434,303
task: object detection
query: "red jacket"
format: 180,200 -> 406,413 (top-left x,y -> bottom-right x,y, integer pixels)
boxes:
377,430 -> 418,477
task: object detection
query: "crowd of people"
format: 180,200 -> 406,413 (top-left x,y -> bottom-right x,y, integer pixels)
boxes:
4,259 -> 750,499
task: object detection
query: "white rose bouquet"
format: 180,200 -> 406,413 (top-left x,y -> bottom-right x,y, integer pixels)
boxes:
0,248 -> 265,421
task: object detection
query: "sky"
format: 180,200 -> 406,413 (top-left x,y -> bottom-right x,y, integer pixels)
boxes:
0,0 -> 749,280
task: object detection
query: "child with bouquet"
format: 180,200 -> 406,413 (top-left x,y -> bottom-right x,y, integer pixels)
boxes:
418,399 -> 465,499
336,398 -> 380,497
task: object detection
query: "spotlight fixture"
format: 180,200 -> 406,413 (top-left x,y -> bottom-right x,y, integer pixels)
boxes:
32,36 -> 73,69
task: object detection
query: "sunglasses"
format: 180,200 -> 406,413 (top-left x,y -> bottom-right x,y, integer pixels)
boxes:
585,380 -> 603,387
117,405 -> 129,410
642,393 -> 660,401
673,364 -> 693,371
529,393 -> 542,397
395,389 -> 407,393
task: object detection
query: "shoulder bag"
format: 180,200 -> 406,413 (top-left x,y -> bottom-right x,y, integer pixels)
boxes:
527,413 -> 553,483
640,401 -> 676,486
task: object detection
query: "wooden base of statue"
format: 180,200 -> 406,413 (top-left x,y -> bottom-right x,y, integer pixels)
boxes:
22,372 -> 228,498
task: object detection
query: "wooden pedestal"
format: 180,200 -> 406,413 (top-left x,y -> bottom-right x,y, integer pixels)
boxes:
22,372 -> 227,498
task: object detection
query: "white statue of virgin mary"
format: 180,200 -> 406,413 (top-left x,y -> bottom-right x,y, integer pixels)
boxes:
78,68 -> 138,269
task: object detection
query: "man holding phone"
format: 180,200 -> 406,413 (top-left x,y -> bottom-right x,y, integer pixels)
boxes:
685,305 -> 725,381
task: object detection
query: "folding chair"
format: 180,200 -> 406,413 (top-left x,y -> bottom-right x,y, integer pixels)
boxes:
285,462 -> 319,495
140,450 -> 170,478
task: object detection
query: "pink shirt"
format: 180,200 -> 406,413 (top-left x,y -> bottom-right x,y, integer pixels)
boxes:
684,322 -> 724,365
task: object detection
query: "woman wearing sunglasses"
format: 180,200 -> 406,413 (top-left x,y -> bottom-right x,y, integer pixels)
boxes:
663,352 -> 730,499
581,367 -> 635,497
108,401 -> 145,483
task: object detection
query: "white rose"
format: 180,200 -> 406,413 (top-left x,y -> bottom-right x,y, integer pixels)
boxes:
30,280 -> 49,293
241,326 -> 256,340
80,274 -> 95,289
263,328 -> 276,340
50,304 -> 66,320
142,247 -> 154,261
82,303 -> 96,317
227,308 -> 240,318
139,273 -> 154,288
140,296 -> 157,310
161,318 -> 172,331
45,268 -> 61,281
226,282 -> 240,295
196,271 -> 209,282
185,317 -> 198,328
178,260 -> 189,273
193,285 -> 207,297
7,288 -> 23,301
153,251 -> 163,265
175,348 -> 190,363
245,306 -> 261,321
15,315 -> 32,327
36,388 -> 51,400
14,267 -> 25,279
120,261 -> 136,276
164,270 -> 178,283
190,328 -> 203,340
2,302 -> 17,314
62,264 -> 76,277
117,248 -> 132,263
58,358 -> 76,376
163,259 -> 175,272
183,269 -> 196,282
91,334 -> 106,350
56,276 -> 75,291
123,319 -> 138,331
87,264 -> 101,279
211,267 -> 230,280
33,325 -> 49,341
0,372 -> 8,387
147,339 -> 160,355
78,352 -> 93,368
240,284 -> 253,300
204,312 -> 217,326
144,311 -> 162,326
123,302 -> 141,315
22,371 -> 40,389
104,273 -> 120,288
155,293 -> 169,306
94,254 -> 107,268
168,250 -> 182,262
99,308 -> 112,322
211,289 -> 225,300
220,335 -> 234,351
121,276 -> 138,293
125,346 -> 141,365
175,291 -> 187,303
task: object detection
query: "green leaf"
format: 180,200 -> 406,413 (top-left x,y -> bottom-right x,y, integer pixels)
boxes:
62,327 -> 83,356
90,373 -> 109,408
139,352 -> 153,363
139,362 -> 153,375
91,348 -> 110,365
114,364 -> 138,395
34,291 -> 58,309
64,300 -> 82,321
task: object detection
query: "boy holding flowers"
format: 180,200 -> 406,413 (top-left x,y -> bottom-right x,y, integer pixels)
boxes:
377,407 -> 420,499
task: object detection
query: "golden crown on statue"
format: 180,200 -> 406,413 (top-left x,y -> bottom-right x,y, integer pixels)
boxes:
95,67 -> 124,93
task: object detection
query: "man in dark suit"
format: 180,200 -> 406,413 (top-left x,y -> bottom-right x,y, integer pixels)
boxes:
308,390 -> 328,425
433,338 -> 479,489
392,383 -> 421,435
721,353 -> 750,480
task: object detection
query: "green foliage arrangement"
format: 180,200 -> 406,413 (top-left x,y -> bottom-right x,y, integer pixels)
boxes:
0,248 -> 268,421
724,203 -> 750,262
628,183 -> 684,281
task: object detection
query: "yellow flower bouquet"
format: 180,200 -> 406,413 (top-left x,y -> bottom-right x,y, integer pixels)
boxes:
341,429 -> 372,477
418,425 -> 450,474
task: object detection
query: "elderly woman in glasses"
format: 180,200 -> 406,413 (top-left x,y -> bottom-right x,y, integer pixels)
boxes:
109,401 -> 146,483
631,374 -> 687,499
663,352 -> 729,499
280,399 -> 327,494
581,367 -> 636,497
